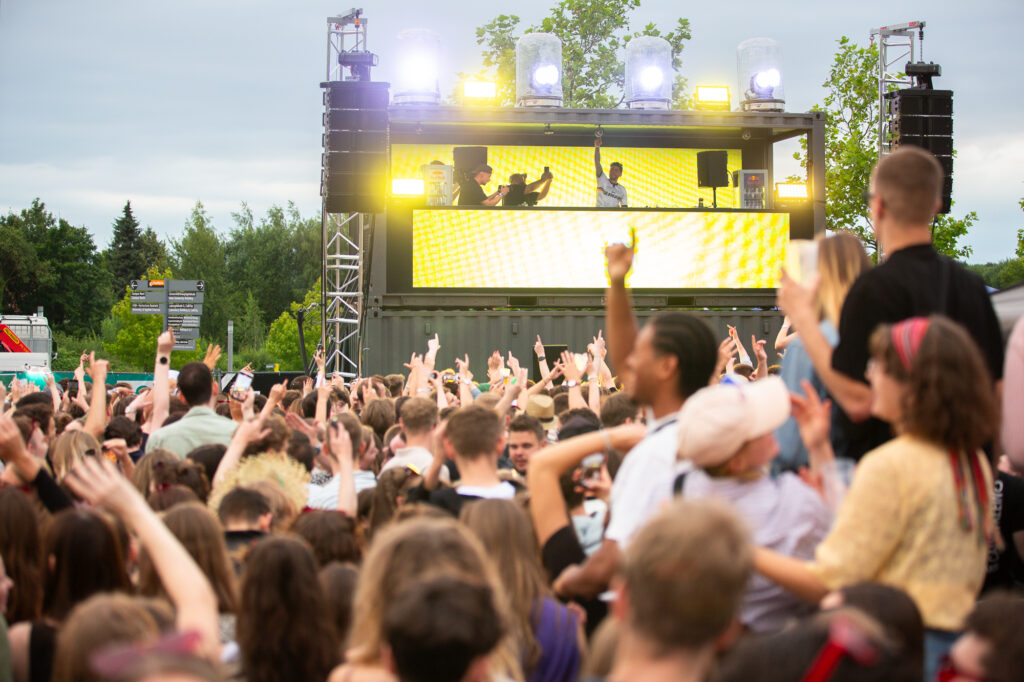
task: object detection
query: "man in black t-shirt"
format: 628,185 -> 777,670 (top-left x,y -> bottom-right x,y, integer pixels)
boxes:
456,164 -> 508,206
779,146 -> 1003,459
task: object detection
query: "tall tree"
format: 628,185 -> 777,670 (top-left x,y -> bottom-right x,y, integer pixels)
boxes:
0,199 -> 110,334
139,226 -> 169,273
106,201 -> 148,299
793,37 -> 974,260
169,201 -> 232,342
475,0 -> 691,108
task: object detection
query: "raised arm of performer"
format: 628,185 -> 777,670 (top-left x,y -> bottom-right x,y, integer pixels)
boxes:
594,138 -> 604,177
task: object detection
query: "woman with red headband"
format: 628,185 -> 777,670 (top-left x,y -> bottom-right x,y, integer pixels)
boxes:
753,315 -> 999,681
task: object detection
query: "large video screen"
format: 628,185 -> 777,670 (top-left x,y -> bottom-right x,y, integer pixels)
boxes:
411,209 -> 788,289
392,144 -> 743,209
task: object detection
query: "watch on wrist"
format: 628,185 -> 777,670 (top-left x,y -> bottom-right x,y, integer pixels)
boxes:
537,355 -> 546,361
565,379 -> 579,388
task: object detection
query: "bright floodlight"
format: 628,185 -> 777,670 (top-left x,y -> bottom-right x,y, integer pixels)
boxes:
625,36 -> 672,109
516,33 -> 563,107
463,80 -> 497,100
391,178 -> 425,196
533,64 -> 559,87
639,66 -> 664,91
695,85 -> 730,111
393,29 -> 441,105
737,37 -> 784,111
775,182 -> 807,199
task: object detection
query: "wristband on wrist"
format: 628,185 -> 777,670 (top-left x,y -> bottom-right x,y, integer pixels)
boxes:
600,428 -> 613,454
565,380 -> 579,388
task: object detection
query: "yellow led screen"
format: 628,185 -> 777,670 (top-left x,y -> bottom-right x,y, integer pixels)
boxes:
412,209 -> 789,289
392,144 -> 743,209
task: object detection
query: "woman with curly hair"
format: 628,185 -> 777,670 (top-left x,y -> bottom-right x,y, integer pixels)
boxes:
755,315 -> 1000,680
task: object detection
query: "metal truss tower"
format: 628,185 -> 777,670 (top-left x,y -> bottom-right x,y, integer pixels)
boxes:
869,21 -> 926,156
321,9 -> 375,377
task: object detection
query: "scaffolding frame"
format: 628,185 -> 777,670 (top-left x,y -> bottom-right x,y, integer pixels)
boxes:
320,211 -> 367,377
326,10 -> 369,82
870,20 -> 926,156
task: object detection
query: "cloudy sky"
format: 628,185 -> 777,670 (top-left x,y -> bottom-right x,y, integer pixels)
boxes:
1,0 -> 1021,263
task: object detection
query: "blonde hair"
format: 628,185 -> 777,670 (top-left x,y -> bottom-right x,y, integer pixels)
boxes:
347,517 -> 523,681
49,430 -> 101,483
816,232 -> 872,326
207,452 -> 309,530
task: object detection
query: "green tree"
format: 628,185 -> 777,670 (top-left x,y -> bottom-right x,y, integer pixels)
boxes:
966,259 -> 1024,290
794,37 -> 974,260
237,290 -> 266,349
474,0 -> 691,108
106,201 -> 148,299
169,202 -> 231,343
1017,197 -> 1024,261
0,199 -> 111,334
139,226 -> 169,272
264,279 -> 321,371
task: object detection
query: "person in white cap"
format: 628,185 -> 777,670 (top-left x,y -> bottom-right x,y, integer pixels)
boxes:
676,376 -> 830,633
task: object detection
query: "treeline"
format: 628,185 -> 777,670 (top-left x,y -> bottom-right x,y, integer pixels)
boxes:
0,199 -> 323,372
966,259 -> 1024,291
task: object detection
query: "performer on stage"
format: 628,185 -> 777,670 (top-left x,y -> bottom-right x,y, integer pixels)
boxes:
595,138 -> 627,208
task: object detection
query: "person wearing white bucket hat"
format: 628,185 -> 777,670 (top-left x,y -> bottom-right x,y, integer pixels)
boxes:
676,376 -> 831,633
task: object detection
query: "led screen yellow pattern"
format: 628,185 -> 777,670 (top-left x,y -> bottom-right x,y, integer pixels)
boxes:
392,144 -> 743,209
412,210 -> 789,289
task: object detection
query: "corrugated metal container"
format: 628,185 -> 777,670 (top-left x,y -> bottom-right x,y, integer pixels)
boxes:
0,315 -> 52,354
361,309 -> 784,378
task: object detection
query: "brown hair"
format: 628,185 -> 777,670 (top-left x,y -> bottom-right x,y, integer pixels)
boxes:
319,562 -> 359,650
963,591 -> 1024,682
347,517 -> 521,680
53,594 -> 160,682
816,232 -> 872,326
43,509 -> 131,622
361,398 -> 396,443
445,405 -> 502,461
289,511 -> 362,567
508,414 -> 544,443
247,480 -> 299,531
333,413 -> 364,460
599,392 -> 639,428
0,487 -> 43,622
872,146 -> 943,224
869,316 -> 998,452
242,414 -> 291,457
399,397 -> 439,436
622,499 -> 751,652
460,500 -> 557,674
138,502 -> 238,614
49,430 -> 101,483
368,467 -> 423,538
238,536 -> 339,682
130,448 -> 179,496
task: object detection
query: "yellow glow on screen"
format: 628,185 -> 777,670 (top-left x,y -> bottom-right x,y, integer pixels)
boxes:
392,144 -> 743,209
412,209 -> 789,289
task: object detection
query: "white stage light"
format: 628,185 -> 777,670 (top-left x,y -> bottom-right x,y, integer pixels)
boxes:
625,36 -> 672,109
737,38 -> 785,112
393,29 -> 441,105
516,33 -> 563,107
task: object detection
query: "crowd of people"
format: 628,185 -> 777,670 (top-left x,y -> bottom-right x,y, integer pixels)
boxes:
0,145 -> 1023,682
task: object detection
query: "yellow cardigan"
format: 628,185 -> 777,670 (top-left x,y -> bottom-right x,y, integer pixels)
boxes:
809,434 -> 993,631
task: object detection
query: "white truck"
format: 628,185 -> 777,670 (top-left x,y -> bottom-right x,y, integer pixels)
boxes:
0,314 -> 54,373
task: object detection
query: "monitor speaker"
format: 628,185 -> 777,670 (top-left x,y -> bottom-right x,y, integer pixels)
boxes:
697,150 -> 729,188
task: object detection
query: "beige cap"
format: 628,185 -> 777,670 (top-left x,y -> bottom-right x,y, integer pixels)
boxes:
526,394 -> 557,429
676,376 -> 791,469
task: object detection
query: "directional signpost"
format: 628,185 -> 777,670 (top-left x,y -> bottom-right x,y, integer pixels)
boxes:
130,279 -> 205,351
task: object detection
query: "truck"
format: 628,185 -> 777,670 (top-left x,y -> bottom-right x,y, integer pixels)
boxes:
0,314 -> 55,373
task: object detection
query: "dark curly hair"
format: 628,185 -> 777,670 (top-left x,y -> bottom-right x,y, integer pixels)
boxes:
869,315 -> 997,453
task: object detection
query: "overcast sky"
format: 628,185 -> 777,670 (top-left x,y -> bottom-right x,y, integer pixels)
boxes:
1,0 -> 1021,263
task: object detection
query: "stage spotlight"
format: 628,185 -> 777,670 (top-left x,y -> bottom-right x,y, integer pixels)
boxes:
625,36 -> 672,109
737,37 -> 785,112
391,178 -> 425,196
463,80 -> 497,100
532,64 -> 560,87
695,85 -> 731,111
516,33 -> 563,107
775,182 -> 807,199
393,29 -> 441,105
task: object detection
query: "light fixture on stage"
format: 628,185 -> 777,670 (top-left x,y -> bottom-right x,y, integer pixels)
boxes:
625,36 -> 672,109
516,33 -> 563,107
393,29 -> 442,105
463,80 -> 497,101
695,85 -> 731,111
391,178 -> 425,196
775,182 -> 807,199
737,38 -> 785,112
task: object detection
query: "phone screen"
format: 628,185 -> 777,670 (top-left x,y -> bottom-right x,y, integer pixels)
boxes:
230,371 -> 253,400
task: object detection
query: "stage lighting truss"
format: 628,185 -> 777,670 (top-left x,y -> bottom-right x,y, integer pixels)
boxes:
695,85 -> 731,111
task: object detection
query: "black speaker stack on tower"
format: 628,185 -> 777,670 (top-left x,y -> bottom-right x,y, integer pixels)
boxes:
884,63 -> 953,214
321,81 -> 389,214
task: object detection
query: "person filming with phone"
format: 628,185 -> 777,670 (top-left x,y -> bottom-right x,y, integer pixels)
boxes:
502,169 -> 554,207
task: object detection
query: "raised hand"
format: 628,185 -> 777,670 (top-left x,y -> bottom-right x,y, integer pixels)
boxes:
87,352 -> 109,385
560,350 -> 582,383
157,329 -> 175,356
426,333 -> 440,356
777,270 -> 821,328
487,351 -> 503,372
203,343 -> 222,370
533,335 -> 545,358
605,237 -> 635,285
455,354 -> 473,382
65,456 -> 139,520
507,351 -> 522,377
791,380 -> 833,456
752,335 -> 768,365
302,376 -> 314,396
326,421 -> 353,464
314,348 -> 326,372
268,379 -> 288,404
0,413 -> 28,464
590,329 -> 607,360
